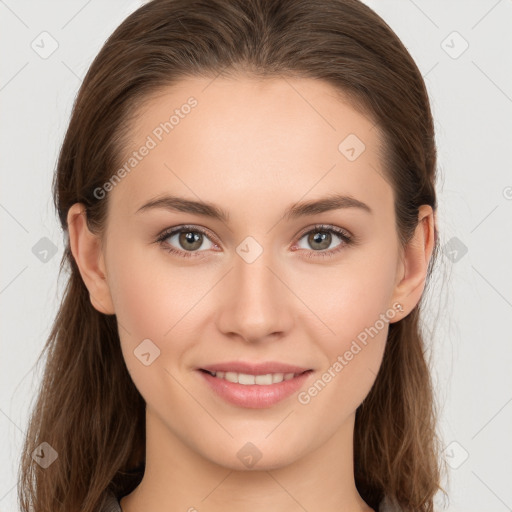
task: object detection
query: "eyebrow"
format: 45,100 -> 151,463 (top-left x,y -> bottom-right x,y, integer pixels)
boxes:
135,193 -> 372,222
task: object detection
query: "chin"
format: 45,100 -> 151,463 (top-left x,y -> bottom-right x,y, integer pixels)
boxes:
200,437 -> 306,472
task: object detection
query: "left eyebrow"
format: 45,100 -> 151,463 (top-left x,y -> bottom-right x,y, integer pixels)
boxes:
134,192 -> 373,222
283,193 -> 373,220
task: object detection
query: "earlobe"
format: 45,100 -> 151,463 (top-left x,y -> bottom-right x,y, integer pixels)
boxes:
67,203 -> 115,315
389,205 -> 435,321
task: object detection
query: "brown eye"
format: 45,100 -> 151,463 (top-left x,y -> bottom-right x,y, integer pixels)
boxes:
177,231 -> 204,251
158,226 -> 215,255
293,224 -> 354,260
297,227 -> 350,252
306,231 -> 332,251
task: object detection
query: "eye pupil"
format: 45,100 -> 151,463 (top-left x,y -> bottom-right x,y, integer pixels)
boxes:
308,231 -> 331,250
179,231 -> 202,251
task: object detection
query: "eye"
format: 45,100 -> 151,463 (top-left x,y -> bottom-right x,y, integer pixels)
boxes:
294,224 -> 353,260
156,225 -> 216,258
155,223 -> 354,260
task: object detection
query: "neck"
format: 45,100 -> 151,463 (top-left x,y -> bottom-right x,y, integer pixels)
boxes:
120,409 -> 374,512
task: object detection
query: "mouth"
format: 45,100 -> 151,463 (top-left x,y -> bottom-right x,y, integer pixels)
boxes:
196,363 -> 314,408
198,368 -> 312,385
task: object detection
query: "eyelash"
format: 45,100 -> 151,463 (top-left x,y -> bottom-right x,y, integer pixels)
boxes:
155,223 -> 354,260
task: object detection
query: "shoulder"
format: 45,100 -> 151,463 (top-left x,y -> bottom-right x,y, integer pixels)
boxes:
97,489 -> 122,512
97,490 -> 400,512
379,495 -> 405,512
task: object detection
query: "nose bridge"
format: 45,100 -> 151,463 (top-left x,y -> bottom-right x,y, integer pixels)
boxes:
237,248 -> 276,301
217,236 -> 292,341
234,232 -> 276,286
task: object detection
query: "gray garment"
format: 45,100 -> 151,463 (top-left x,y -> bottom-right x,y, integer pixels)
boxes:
379,495 -> 403,512
98,489 -> 401,512
99,490 -> 122,512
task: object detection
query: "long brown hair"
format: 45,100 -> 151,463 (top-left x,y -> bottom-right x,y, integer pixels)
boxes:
18,1 -> 447,510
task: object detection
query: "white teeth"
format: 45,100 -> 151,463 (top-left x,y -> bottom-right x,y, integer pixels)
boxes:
225,371 -> 238,383
255,374 -> 273,385
272,373 -> 284,383
238,373 -> 255,385
208,371 -> 301,385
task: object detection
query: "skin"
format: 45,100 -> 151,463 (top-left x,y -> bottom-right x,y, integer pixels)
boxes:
67,76 -> 435,512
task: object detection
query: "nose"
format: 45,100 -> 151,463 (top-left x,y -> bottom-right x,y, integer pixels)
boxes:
215,248 -> 294,344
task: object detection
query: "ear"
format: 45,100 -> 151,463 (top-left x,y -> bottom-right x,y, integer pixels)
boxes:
389,205 -> 436,322
67,203 -> 115,315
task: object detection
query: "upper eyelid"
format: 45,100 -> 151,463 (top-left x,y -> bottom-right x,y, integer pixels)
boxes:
296,224 -> 351,239
158,224 -> 218,244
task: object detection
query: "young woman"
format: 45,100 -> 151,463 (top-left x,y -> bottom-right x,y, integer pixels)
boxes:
18,0 -> 447,511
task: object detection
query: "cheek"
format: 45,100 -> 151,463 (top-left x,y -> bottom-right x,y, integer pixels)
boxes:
106,244 -> 195,407
295,276 -> 391,421
106,239 -> 217,376
292,242 -> 398,344
291,246 -> 396,406
105,239 -> 184,354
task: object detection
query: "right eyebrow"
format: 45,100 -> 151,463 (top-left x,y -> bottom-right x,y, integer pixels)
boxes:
135,194 -> 230,222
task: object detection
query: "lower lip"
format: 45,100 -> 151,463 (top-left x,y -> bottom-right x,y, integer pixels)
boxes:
198,370 -> 313,409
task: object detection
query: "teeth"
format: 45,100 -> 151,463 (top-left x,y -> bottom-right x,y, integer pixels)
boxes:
207,371 -> 299,385
256,374 -> 272,385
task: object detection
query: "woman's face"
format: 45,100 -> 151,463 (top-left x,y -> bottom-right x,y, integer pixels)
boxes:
94,76 -> 409,469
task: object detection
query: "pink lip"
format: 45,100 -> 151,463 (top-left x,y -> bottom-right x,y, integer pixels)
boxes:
199,361 -> 311,375
197,366 -> 314,409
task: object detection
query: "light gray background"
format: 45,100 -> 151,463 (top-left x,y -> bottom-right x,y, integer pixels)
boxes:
1,1 -> 511,511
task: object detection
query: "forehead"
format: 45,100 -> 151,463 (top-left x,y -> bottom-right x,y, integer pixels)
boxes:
108,76 -> 392,221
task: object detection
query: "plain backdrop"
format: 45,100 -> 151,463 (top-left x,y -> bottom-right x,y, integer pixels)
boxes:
1,1 -> 511,511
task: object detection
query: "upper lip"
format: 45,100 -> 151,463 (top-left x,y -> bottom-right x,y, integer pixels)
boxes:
199,361 -> 312,375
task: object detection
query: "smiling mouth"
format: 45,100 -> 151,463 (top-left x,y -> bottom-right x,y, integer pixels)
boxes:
199,368 -> 312,385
